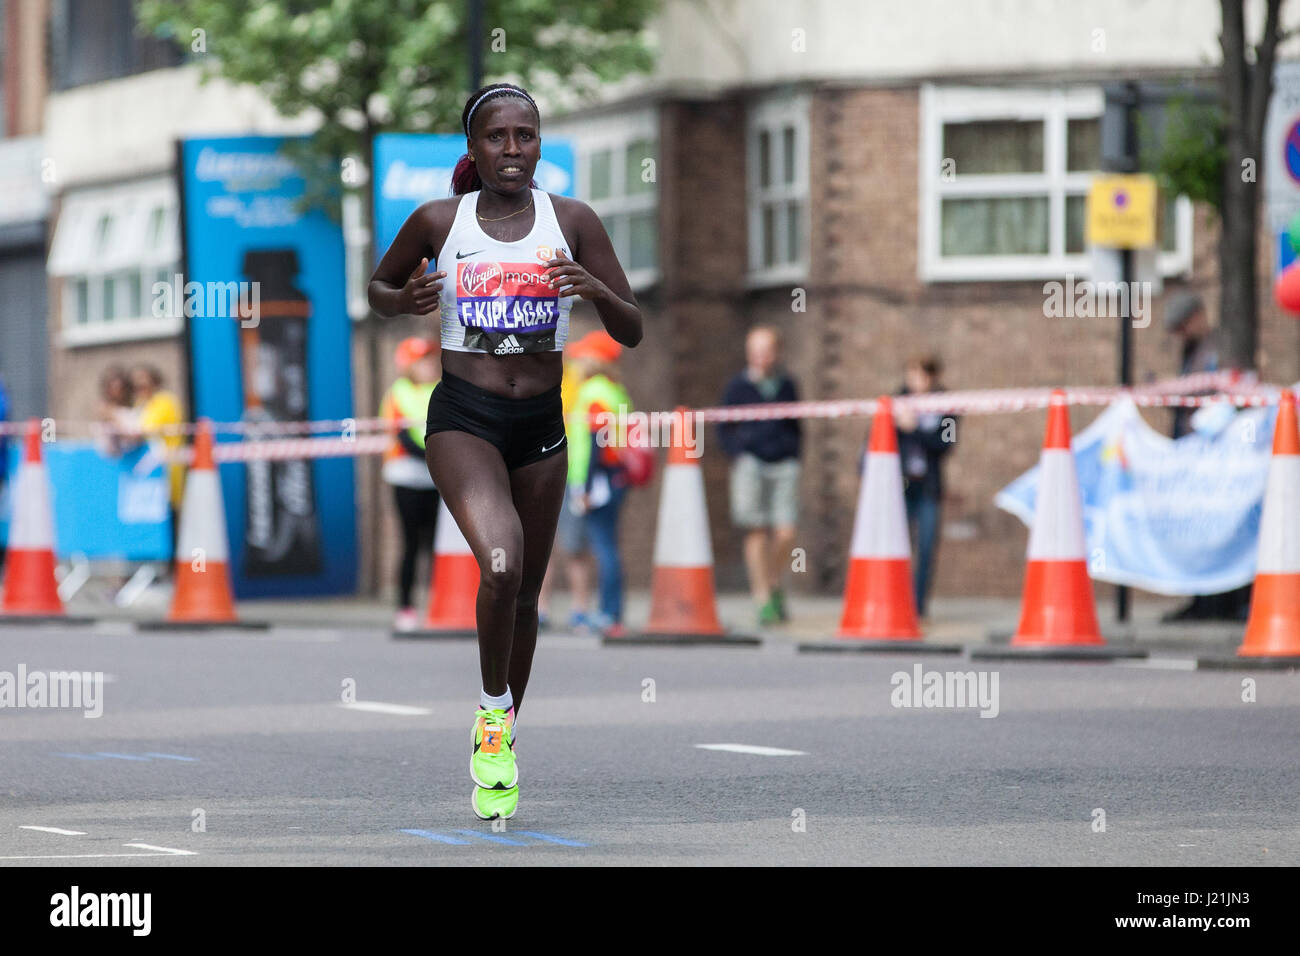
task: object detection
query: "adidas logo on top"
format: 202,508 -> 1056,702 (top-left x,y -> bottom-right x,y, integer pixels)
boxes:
494,335 -> 525,355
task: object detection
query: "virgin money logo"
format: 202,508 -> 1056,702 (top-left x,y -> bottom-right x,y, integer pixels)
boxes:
462,261 -> 504,297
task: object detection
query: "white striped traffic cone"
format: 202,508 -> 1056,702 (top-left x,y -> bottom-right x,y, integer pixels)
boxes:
413,496 -> 479,637
1237,388 -> 1300,659
634,407 -> 756,644
1007,389 -> 1105,650
1,420 -> 65,618
838,396 -> 922,641
164,420 -> 241,625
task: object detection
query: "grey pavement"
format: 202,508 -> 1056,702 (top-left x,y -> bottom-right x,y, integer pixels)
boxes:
0,602 -> 1295,866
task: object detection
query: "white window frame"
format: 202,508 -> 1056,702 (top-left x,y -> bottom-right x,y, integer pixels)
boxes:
919,84 -> 1193,282
50,177 -> 182,346
746,91 -> 810,288
548,108 -> 660,292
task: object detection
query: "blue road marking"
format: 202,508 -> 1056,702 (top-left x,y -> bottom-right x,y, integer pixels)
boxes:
515,831 -> 589,847
141,753 -> 199,761
93,753 -> 152,761
400,829 -> 472,845
399,828 -> 587,847
453,829 -> 529,846
53,753 -> 105,760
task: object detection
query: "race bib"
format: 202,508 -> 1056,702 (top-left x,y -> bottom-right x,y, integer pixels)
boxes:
457,260 -> 559,353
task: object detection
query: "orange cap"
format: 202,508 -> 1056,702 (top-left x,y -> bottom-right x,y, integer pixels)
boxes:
395,337 -> 435,372
568,331 -> 622,363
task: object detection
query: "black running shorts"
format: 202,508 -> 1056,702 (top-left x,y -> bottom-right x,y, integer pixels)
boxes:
425,369 -> 567,471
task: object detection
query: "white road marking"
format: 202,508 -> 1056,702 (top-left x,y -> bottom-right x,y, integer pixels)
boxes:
122,842 -> 196,856
0,851 -> 188,860
340,701 -> 432,716
695,743 -> 807,756
19,826 -> 86,836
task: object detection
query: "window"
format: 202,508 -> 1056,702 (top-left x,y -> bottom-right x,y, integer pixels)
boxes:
51,0 -> 183,91
747,93 -> 810,284
919,85 -> 1193,281
48,178 -> 181,345
548,108 -> 660,291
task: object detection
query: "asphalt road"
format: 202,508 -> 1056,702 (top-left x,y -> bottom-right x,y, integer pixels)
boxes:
1,621 -> 1297,866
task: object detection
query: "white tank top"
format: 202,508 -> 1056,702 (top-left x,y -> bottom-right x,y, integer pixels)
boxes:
436,188 -> 574,354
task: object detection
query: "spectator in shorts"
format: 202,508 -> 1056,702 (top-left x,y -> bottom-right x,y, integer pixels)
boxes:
717,325 -> 802,627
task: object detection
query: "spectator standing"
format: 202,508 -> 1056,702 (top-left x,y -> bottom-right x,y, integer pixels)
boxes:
717,326 -> 802,627
1160,292 -> 1249,622
893,355 -> 956,619
567,331 -> 634,638
381,338 -> 442,632
0,375 -> 8,573
538,350 -> 595,631
130,365 -> 186,515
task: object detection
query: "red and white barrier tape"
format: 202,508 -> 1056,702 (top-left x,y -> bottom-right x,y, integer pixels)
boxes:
0,373 -> 1282,455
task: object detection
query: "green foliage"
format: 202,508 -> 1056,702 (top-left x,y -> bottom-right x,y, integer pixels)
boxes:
135,0 -> 658,218
1140,95 -> 1227,213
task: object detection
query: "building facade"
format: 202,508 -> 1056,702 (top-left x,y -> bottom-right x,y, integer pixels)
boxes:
18,0 -> 1300,603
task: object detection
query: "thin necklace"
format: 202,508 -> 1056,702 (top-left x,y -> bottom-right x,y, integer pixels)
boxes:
477,196 -> 534,222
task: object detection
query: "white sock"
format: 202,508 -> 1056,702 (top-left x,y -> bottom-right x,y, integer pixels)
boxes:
480,686 -> 513,712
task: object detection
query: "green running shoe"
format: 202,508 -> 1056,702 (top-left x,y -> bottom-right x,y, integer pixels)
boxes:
473,783 -> 519,821
470,706 -> 517,790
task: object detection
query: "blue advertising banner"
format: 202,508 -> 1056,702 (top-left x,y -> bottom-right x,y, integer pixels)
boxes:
179,136 -> 356,597
2,443 -> 171,559
996,398 -> 1280,595
372,133 -> 574,264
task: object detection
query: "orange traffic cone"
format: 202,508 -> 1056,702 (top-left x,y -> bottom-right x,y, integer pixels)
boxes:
395,497 -> 479,638
974,390 -> 1142,660
1236,388 -> 1300,661
841,396 -> 921,640
0,420 -> 66,620
800,397 -> 958,655
631,407 -> 757,645
141,420 -> 262,630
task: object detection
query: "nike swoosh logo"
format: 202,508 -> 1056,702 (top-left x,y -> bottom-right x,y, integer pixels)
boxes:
456,250 -> 485,259
541,436 -> 566,453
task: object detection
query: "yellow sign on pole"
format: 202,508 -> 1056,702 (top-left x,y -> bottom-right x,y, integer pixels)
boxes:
1086,174 -> 1158,249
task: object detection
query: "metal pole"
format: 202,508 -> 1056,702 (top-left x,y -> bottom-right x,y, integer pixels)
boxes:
1115,81 -> 1139,624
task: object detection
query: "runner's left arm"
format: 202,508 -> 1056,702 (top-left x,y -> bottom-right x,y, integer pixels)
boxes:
545,201 -> 642,348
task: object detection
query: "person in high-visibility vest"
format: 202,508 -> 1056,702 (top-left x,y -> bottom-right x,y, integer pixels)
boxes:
381,337 -> 442,631
537,354 -> 596,632
566,330 -> 634,638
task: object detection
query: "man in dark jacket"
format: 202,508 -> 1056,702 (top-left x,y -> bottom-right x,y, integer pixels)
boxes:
717,326 -> 802,626
895,355 -> 956,618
